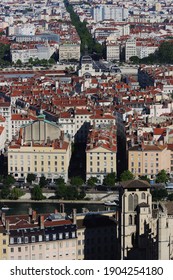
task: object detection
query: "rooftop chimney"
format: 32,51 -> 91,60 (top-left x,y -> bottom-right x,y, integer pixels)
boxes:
5,219 -> 10,233
1,212 -> 5,226
39,215 -> 45,230
60,203 -> 65,214
32,210 -> 37,223
72,208 -> 77,225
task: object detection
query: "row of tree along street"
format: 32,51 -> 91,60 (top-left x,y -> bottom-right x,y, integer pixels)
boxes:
0,170 -> 171,201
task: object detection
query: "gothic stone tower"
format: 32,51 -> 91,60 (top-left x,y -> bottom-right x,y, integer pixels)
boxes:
118,180 -> 155,259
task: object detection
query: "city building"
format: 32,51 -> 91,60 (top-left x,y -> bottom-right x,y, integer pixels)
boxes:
106,43 -> 120,62
86,123 -> 117,184
8,117 -> 71,183
0,208 -> 77,260
128,143 -> 170,179
125,39 -> 137,62
11,43 -> 55,63
59,43 -> 80,62
0,101 -> 12,142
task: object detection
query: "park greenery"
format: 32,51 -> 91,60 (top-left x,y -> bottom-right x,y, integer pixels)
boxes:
0,43 -> 11,66
155,170 -> 169,184
120,170 -> 135,181
130,41 -> 173,65
103,172 -> 117,187
64,0 -> 105,58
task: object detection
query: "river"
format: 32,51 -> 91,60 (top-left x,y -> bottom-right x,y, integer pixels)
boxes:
0,201 -> 108,216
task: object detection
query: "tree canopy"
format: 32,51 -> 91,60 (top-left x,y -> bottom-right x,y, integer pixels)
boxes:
155,170 -> 169,184
103,172 -> 117,186
64,0 -> 105,58
87,177 -> 98,187
120,170 -> 135,181
31,185 -> 44,200
27,173 -> 36,183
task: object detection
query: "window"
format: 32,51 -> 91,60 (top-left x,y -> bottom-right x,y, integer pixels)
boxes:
72,232 -> 75,238
141,192 -> 146,199
17,237 -> 22,244
18,247 -> 21,252
45,235 -> 49,241
3,249 -> 6,254
128,194 -> 133,211
59,233 -> 63,239
65,232 -> 69,239
25,237 -> 28,243
3,239 -> 6,245
52,234 -> 56,241
38,235 -> 42,242
129,215 -> 133,225
31,236 -> 35,243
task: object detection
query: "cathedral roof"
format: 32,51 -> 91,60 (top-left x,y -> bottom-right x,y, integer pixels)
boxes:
121,179 -> 150,189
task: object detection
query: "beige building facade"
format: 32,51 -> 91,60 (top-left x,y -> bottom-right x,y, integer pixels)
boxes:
86,124 -> 117,184
8,118 -> 71,182
59,43 -> 81,62
128,144 -> 170,179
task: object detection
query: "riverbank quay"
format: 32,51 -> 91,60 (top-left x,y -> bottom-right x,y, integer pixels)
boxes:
0,199 -> 104,204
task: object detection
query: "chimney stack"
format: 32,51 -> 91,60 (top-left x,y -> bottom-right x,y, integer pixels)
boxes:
5,219 -> 10,233
60,203 -> 65,214
72,208 -> 77,225
39,215 -> 45,229
28,207 -> 32,223
32,210 -> 37,223
1,212 -> 5,226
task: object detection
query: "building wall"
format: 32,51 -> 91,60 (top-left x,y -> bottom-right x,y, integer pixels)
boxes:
128,147 -> 170,179
86,146 -> 116,183
59,44 -> 80,62
8,144 -> 71,182
8,239 -> 77,260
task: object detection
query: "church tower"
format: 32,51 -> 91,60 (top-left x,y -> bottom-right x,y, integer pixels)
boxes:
119,180 -> 154,259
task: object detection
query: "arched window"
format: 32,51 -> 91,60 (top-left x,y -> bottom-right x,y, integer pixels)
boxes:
141,192 -> 146,200
128,194 -> 133,211
134,194 -> 138,209
129,215 -> 133,225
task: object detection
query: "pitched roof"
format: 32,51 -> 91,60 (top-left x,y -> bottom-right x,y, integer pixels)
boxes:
121,179 -> 150,189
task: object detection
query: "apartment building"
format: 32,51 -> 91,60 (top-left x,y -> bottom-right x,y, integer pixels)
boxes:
11,43 -> 55,63
125,39 -> 137,62
0,101 -> 12,142
0,209 -> 77,260
76,210 -> 118,260
86,124 -> 117,184
106,43 -> 120,62
59,43 -> 80,62
8,117 -> 71,183
128,143 -> 170,179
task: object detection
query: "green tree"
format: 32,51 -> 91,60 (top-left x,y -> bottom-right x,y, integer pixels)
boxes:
4,175 -> 15,186
167,193 -> 173,201
39,176 -> 47,188
16,59 -> 22,66
55,177 -> 65,186
151,188 -> 168,201
9,187 -> 24,200
55,184 -> 68,199
0,187 -> 10,199
139,175 -> 150,183
120,170 -> 135,181
155,170 -> 169,184
103,172 -> 117,186
87,177 -> 98,187
71,176 -> 84,187
129,56 -> 140,64
31,185 -> 44,200
27,173 -> 36,184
